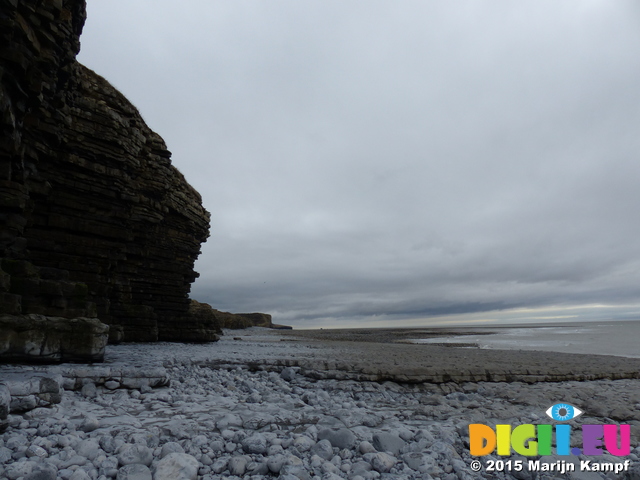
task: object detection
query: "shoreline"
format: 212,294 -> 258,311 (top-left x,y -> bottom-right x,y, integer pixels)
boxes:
282,321 -> 640,360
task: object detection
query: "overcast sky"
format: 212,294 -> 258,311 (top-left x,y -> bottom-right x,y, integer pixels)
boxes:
77,1 -> 640,328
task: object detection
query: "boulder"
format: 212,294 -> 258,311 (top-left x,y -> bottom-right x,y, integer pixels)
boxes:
317,428 -> 356,449
153,453 -> 199,480
372,432 -> 406,455
0,315 -> 108,363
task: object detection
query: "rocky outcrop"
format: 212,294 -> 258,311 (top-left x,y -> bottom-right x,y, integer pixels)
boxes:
0,315 -> 108,363
0,0 -> 214,358
190,300 -> 272,330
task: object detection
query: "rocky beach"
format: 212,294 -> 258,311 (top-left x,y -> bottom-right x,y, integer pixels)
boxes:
2,328 -> 640,480
4,1 -> 640,479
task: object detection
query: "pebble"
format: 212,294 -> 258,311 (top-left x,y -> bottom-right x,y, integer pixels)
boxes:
159,441 -> 184,458
116,463 -> 153,480
318,428 -> 357,449
117,443 -> 153,467
372,432 -> 405,454
2,330 -> 640,480
241,432 -> 268,454
153,452 -> 198,480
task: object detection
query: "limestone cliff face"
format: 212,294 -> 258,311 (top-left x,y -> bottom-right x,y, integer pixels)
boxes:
0,0 -> 218,356
190,300 -> 273,330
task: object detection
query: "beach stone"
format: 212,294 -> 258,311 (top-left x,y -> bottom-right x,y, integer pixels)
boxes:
0,384 -> 10,420
241,432 -> 268,454
192,434 -> 208,446
311,439 -> 334,460
5,460 -> 37,480
117,444 -> 153,467
372,432 -> 405,454
268,444 -> 285,455
76,439 -> 101,460
569,473 -> 603,480
293,435 -> 315,452
99,436 -> 120,454
0,446 -> 12,462
322,473 -> 343,480
7,434 -> 29,449
69,470 -> 91,480
279,475 -> 300,480
24,464 -> 57,480
351,461 -> 373,476
99,456 -> 119,475
267,454 -> 286,473
285,453 -> 304,466
415,429 -> 435,445
211,458 -> 228,474
5,460 -> 36,480
26,444 -> 48,459
153,453 -> 198,480
58,455 -> 89,469
80,415 -> 100,433
359,441 -> 376,454
105,380 -> 121,390
317,428 -> 356,449
403,452 -> 436,472
80,383 -> 98,398
321,460 -> 341,475
281,464 -> 313,480
209,439 -> 224,453
227,455 -> 249,476
247,460 -> 269,475
116,464 -> 152,480
370,452 -> 397,473
280,367 -> 297,381
160,442 -> 184,458
216,413 -> 243,430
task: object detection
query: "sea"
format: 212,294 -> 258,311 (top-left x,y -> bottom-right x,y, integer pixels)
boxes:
409,320 -> 640,358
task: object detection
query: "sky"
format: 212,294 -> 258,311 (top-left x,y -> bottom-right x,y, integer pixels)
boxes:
77,1 -> 640,328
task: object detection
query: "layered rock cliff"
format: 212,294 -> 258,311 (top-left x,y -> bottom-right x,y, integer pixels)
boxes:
0,0 -> 219,360
189,300 -> 273,330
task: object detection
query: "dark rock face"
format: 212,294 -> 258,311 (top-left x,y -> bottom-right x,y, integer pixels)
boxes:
181,300 -> 222,343
0,0 -> 213,355
190,300 -> 272,330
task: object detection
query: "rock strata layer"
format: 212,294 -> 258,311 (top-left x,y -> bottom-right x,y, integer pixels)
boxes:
0,0 -> 214,356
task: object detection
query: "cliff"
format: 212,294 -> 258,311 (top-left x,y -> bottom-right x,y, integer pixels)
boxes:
0,0 -> 219,361
189,300 -> 273,330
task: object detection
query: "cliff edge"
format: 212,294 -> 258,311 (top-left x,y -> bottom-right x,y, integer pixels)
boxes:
0,0 -> 219,362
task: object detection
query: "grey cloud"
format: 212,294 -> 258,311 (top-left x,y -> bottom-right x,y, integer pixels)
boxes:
78,1 -> 640,326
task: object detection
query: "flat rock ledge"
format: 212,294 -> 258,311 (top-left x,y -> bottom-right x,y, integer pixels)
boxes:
2,327 -> 640,422
0,315 -> 109,363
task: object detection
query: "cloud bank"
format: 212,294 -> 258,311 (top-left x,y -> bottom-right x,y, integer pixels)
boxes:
78,1 -> 640,327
